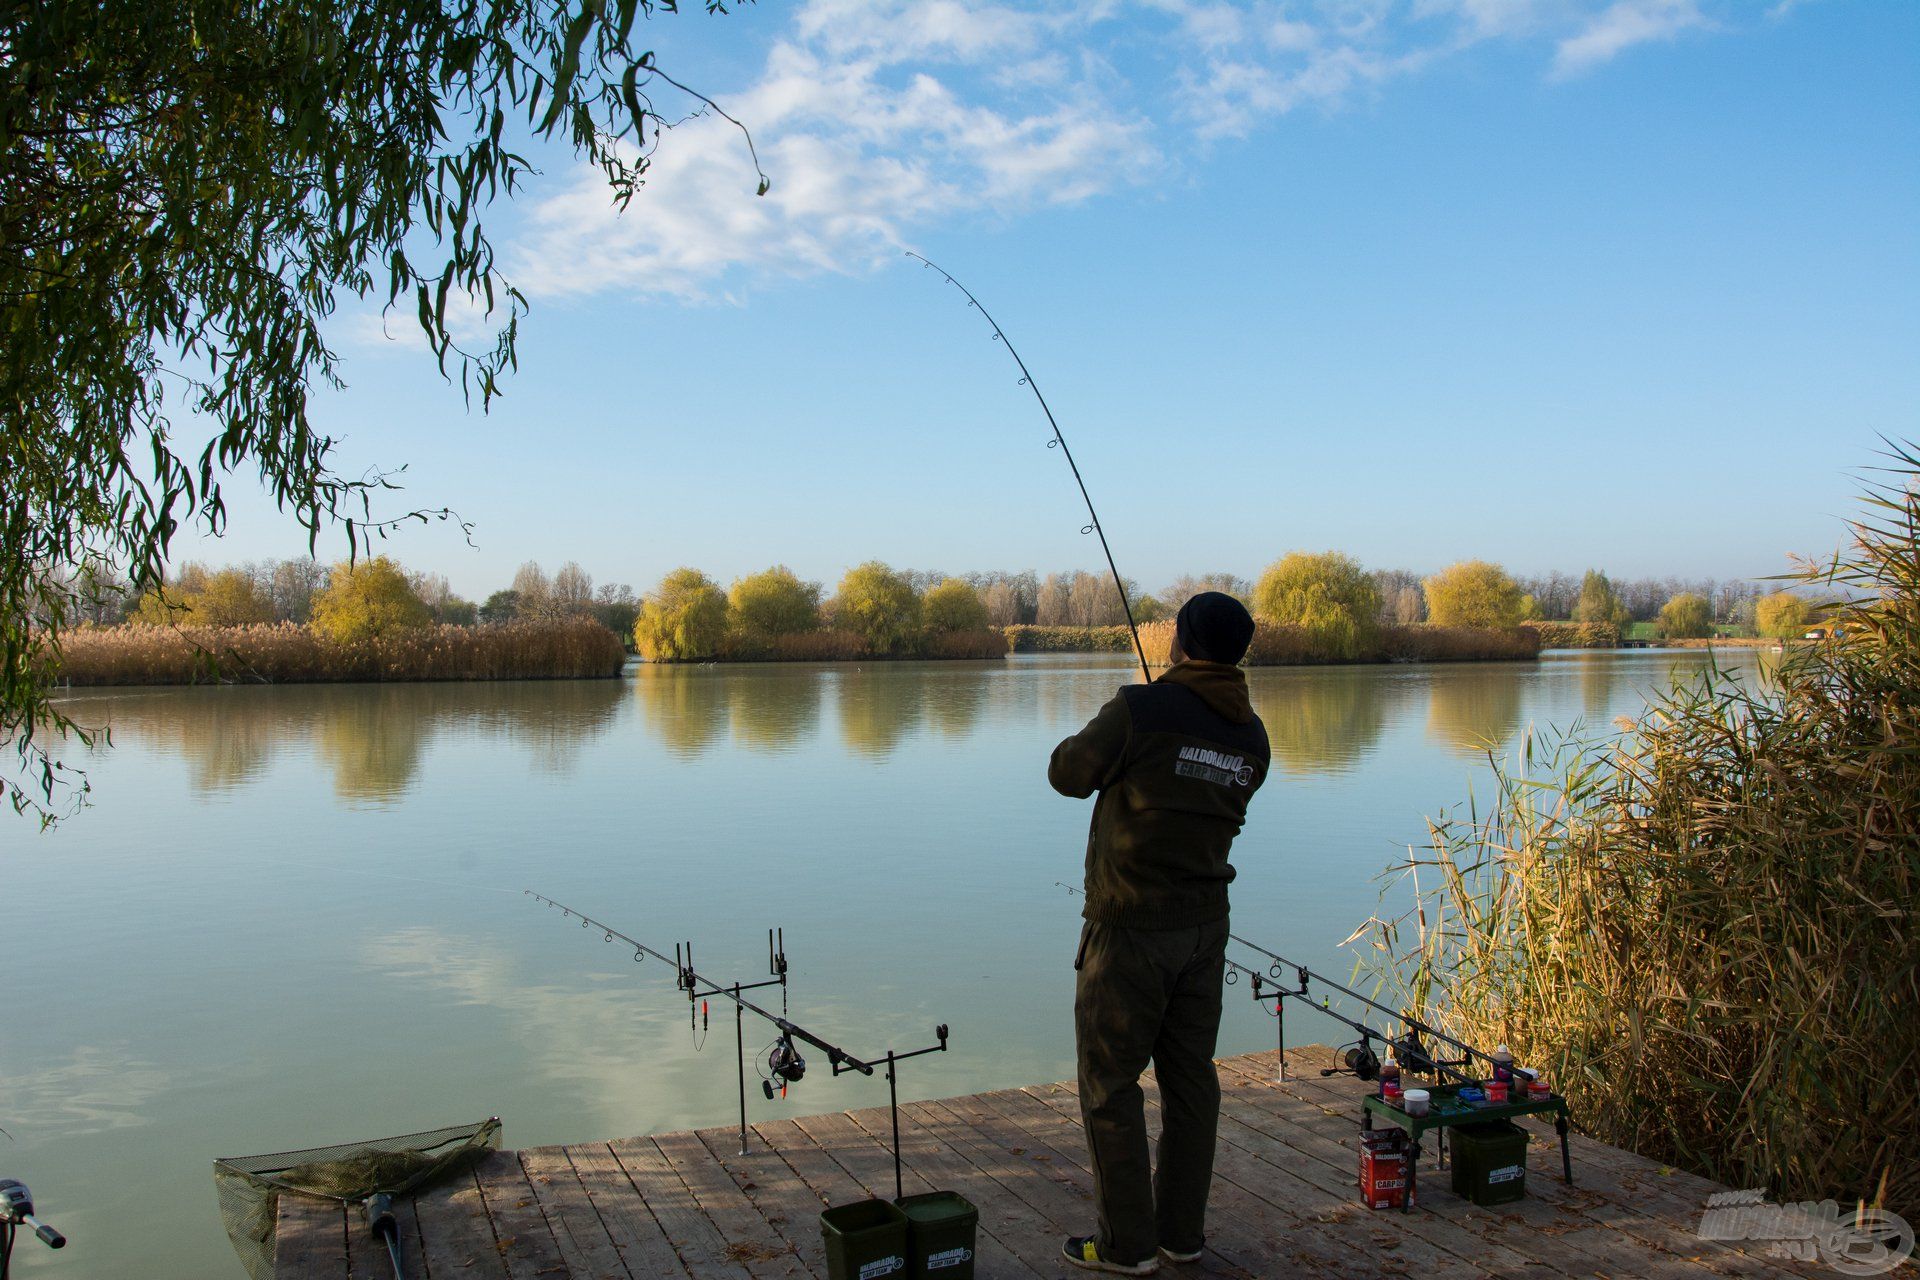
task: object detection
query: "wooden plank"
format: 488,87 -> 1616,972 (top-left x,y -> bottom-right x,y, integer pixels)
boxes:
414,1166 -> 512,1279
275,1196 -> 348,1280
567,1141 -> 696,1280
606,1134 -> 759,1280
658,1129 -> 812,1279
1209,1056 -> 1774,1280
791,1110 -> 1044,1280
1214,1055 -> 1816,1280
698,1126 -> 834,1279
1025,1080 -> 1503,1280
521,1144 -> 635,1280
840,1099 -> 1091,1279
907,1097 -> 1257,1280
959,1085 -> 1355,1280
472,1148 -> 574,1280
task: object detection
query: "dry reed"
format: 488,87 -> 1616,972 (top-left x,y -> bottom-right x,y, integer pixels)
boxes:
1001,624 -> 1140,653
1352,446 -> 1920,1212
1520,620 -> 1621,649
715,628 -> 1009,662
56,619 -> 628,684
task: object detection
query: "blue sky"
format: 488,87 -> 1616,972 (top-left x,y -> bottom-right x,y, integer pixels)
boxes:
201,0 -> 1918,601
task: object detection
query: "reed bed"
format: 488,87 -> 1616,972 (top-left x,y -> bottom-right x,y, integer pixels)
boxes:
1352,449 -> 1920,1213
714,628 -> 1009,662
1520,620 -> 1621,649
56,619 -> 628,684
1001,624 -> 1140,653
1135,620 -> 1541,666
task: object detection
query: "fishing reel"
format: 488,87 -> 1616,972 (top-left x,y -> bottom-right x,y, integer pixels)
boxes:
1321,1042 -> 1381,1082
0,1178 -> 66,1251
763,1035 -> 806,1099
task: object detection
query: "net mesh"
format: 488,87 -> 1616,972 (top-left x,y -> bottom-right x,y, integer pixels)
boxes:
213,1118 -> 501,1280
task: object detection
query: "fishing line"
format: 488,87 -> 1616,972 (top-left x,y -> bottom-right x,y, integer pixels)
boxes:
908,253 -> 1153,684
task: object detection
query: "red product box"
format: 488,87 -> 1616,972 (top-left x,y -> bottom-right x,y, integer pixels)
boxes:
1358,1130 -> 1411,1210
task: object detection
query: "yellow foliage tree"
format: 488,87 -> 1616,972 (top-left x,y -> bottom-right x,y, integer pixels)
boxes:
634,568 -> 728,661
922,578 -> 989,632
727,566 -> 821,638
1423,561 -> 1526,628
1755,591 -> 1814,639
130,563 -> 269,626
1252,551 -> 1381,660
310,557 -> 430,644
1657,593 -> 1714,639
830,562 -> 921,655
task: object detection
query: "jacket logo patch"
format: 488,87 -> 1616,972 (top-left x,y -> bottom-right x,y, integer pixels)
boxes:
1175,746 -> 1256,787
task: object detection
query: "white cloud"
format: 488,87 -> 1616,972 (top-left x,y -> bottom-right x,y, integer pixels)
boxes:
485,0 -> 1758,304
1552,0 -> 1708,76
508,4 -> 1151,302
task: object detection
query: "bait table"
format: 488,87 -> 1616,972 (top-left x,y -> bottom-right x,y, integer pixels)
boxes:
1361,1085 -> 1574,1212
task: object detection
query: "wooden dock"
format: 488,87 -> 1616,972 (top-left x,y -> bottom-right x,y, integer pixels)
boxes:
273,1045 -> 1823,1279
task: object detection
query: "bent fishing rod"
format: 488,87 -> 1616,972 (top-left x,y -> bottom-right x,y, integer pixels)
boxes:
908,252 -> 1153,684
525,891 -> 949,1196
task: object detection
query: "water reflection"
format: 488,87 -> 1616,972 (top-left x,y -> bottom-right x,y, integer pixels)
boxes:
94,682 -> 622,801
632,666 -> 732,758
836,669 -> 926,757
1425,666 -> 1528,756
729,669 -> 825,754
1248,668 -> 1404,775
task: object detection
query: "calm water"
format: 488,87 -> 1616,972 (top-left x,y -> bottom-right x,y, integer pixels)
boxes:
5,650 -> 1762,1279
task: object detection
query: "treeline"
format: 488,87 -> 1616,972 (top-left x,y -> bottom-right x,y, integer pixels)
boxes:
632,563 -> 1004,661
61,557 -> 640,638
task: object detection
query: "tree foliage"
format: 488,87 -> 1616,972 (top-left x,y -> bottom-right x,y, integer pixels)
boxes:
309,556 -> 431,643
830,562 -> 921,655
1657,592 -> 1714,639
922,578 -> 989,633
1253,551 -> 1382,660
1423,561 -> 1526,628
3,0 -> 761,821
1572,570 -> 1632,628
728,566 -> 822,637
633,568 -> 728,661
1756,591 -> 1815,639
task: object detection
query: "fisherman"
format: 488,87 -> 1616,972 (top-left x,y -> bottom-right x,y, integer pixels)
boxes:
1049,592 -> 1270,1275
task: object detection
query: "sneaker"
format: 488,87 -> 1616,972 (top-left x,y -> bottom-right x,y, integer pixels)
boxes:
1158,1242 -> 1205,1263
1063,1235 -> 1161,1275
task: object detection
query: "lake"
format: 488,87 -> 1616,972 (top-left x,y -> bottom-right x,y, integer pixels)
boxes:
5,649 -> 1764,1278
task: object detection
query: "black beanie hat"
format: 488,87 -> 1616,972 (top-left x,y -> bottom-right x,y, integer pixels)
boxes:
1174,592 -> 1255,665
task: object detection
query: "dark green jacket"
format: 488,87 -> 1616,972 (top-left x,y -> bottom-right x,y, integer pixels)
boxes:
1049,661 -> 1270,929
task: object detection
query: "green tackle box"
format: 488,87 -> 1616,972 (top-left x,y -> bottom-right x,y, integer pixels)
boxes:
821,1198 -> 909,1280
896,1191 -> 978,1279
1448,1120 -> 1530,1206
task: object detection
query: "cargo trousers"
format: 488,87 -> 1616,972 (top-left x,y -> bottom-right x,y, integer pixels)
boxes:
1074,915 -> 1230,1266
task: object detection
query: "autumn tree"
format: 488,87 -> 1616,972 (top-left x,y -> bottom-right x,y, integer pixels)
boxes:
633,569 -> 728,661
1658,593 -> 1714,639
830,562 -> 921,655
922,578 -> 989,632
1423,561 -> 1527,628
1756,591 -> 1815,639
310,557 -> 431,644
1573,571 -> 1633,629
1253,552 -> 1381,659
728,567 -> 822,637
